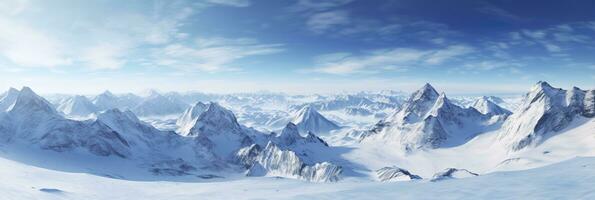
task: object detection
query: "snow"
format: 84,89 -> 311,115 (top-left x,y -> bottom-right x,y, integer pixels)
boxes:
0,152 -> 594,199
0,82 -> 594,199
290,105 -> 341,134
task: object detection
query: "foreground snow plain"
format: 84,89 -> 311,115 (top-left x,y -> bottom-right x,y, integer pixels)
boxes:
1,153 -> 594,200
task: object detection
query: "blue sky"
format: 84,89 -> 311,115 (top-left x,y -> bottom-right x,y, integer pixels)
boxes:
0,0 -> 593,94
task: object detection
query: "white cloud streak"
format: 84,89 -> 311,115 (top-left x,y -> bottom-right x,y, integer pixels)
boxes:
310,45 -> 473,75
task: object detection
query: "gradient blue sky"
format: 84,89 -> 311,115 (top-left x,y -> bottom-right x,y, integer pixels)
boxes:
0,0 -> 594,94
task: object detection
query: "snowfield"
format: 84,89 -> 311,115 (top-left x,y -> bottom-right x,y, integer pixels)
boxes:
0,154 -> 594,200
0,81 -> 593,199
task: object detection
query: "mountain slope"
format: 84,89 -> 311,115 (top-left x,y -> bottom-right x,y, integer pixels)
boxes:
362,83 -> 498,150
497,81 -> 594,151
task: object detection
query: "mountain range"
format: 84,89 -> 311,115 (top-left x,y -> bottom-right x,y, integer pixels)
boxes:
0,81 -> 593,185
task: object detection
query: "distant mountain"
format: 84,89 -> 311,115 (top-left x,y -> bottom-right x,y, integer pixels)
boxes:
497,81 -> 594,151
0,87 -> 130,157
291,105 -> 341,134
0,87 -> 19,111
471,96 -> 512,116
57,95 -> 99,117
132,92 -> 188,116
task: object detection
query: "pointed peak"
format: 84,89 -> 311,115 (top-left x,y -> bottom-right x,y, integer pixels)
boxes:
10,86 -> 56,114
422,83 -> 434,89
20,86 -> 34,94
411,83 -> 439,101
282,122 -> 299,133
533,81 -> 554,91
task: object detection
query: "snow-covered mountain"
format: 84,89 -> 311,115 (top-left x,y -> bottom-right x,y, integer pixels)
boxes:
0,81 -> 593,189
0,87 -> 130,157
471,96 -> 512,116
176,101 -> 209,135
56,95 -> 99,117
497,81 -> 594,151
133,92 -> 189,116
238,123 -> 341,182
0,87 -> 19,111
92,90 -> 142,111
361,83 -> 501,150
291,105 -> 341,134
185,102 -> 253,159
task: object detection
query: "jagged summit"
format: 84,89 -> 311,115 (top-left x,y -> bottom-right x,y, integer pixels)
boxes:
8,87 -> 57,115
363,83 -> 496,150
276,122 -> 302,146
0,87 -> 20,111
176,101 -> 209,135
291,105 -> 340,134
410,83 -> 439,103
187,102 -> 252,158
498,82 -> 593,151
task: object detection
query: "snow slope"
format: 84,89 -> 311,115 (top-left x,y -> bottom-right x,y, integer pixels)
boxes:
362,83 -> 503,150
0,153 -> 593,200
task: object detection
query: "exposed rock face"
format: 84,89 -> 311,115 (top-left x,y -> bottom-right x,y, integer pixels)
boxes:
362,83 -> 496,150
431,168 -> 478,182
376,166 -> 422,182
498,82 -> 594,151
244,142 -> 342,182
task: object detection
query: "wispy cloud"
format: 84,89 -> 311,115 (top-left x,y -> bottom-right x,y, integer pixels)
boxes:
81,44 -> 128,70
306,10 -> 350,33
477,5 -> 527,22
308,45 -> 473,75
205,0 -> 251,7
0,18 -> 71,68
290,0 -> 353,12
152,37 -> 284,72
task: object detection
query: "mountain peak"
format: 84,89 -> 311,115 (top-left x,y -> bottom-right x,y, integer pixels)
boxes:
472,96 -> 511,115
276,122 -> 302,146
9,87 -> 56,115
410,83 -> 439,102
291,104 -> 340,134
532,81 -> 555,92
